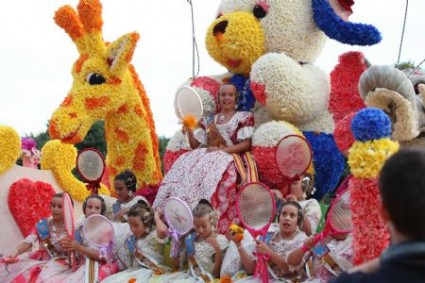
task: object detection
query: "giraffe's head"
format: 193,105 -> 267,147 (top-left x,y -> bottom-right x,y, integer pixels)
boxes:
49,0 -> 141,144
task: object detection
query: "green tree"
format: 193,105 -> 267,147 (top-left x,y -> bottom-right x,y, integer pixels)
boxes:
394,60 -> 416,70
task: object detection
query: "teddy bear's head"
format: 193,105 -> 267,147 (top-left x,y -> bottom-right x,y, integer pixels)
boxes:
206,0 -> 381,75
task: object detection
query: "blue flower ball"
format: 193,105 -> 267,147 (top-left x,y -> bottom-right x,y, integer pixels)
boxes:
351,108 -> 391,142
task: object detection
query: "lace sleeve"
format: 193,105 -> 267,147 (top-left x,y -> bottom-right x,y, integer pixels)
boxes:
303,199 -> 322,234
234,112 -> 255,143
220,230 -> 255,277
194,128 -> 206,145
23,227 -> 39,245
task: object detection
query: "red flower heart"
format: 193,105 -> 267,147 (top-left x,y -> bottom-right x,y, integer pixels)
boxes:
8,179 -> 56,237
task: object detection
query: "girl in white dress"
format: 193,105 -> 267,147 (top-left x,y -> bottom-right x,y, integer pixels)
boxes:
287,229 -> 353,282
101,201 -> 168,283
230,201 -> 308,282
153,200 -> 229,283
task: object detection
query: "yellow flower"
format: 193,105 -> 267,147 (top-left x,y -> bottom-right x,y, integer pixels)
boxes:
348,138 -> 399,179
0,125 -> 21,174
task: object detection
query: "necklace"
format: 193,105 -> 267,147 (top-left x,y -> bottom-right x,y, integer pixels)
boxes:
218,111 -> 235,122
51,221 -> 63,232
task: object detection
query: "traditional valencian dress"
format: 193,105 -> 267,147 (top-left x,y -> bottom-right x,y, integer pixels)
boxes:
0,218 -> 78,283
44,219 -> 129,282
230,226 -> 307,283
101,231 -> 168,283
153,111 -> 257,233
112,195 -> 150,222
151,233 -> 229,283
303,234 -> 353,283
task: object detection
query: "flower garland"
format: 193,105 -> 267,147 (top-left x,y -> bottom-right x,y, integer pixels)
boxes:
334,112 -> 357,154
349,177 -> 390,265
329,52 -> 366,124
8,179 -> 56,237
0,125 -> 21,174
41,140 -> 110,201
348,139 -> 399,179
348,108 -> 398,265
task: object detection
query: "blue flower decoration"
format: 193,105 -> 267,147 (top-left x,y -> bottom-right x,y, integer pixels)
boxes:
351,108 -> 391,142
230,74 -> 256,111
303,132 -> 345,200
312,0 -> 381,46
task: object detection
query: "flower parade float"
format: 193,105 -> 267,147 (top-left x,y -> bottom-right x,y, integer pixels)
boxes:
163,0 -> 382,202
0,0 -> 161,251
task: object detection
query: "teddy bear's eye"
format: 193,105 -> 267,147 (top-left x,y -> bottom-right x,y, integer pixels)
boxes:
253,4 -> 267,19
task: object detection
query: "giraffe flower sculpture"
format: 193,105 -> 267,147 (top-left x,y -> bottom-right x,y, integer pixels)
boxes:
47,0 -> 162,195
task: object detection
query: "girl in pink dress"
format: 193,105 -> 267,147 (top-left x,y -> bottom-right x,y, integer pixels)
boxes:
0,193 -> 78,283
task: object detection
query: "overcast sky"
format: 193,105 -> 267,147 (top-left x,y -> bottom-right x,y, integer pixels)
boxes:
0,0 -> 424,138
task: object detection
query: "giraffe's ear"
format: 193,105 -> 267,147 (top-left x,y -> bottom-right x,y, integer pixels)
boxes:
106,32 -> 140,76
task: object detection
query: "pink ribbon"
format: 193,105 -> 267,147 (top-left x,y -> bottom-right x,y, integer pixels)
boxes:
168,228 -> 181,258
253,252 -> 270,283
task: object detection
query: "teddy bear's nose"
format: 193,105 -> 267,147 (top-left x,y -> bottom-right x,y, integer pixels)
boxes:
213,20 -> 228,37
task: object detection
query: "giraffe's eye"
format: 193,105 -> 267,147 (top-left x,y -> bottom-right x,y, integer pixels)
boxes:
86,73 -> 106,85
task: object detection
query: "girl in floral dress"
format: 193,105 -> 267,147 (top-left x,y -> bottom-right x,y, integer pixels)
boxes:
154,83 -> 257,233
230,201 -> 308,282
101,201 -> 168,283
51,195 -> 124,282
0,193 -> 77,283
287,225 -> 353,282
154,199 -> 229,283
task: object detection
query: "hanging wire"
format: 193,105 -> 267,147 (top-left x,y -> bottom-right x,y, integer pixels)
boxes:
417,58 -> 425,69
187,0 -> 200,79
396,0 -> 409,65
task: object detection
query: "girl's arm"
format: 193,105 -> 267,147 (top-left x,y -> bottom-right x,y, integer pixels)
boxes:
206,237 -> 224,278
187,128 -> 201,149
154,209 -> 168,240
287,237 -> 315,267
222,139 -> 251,154
236,244 -> 256,275
300,217 -> 312,236
256,239 -> 290,272
60,237 -> 101,261
5,241 -> 32,258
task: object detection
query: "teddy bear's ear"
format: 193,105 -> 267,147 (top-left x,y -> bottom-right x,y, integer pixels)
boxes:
312,0 -> 381,46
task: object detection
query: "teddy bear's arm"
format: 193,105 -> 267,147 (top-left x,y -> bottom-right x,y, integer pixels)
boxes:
250,53 -> 332,132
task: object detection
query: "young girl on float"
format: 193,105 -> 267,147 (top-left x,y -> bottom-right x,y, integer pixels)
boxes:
58,195 -> 125,281
0,193 -> 78,282
229,201 -> 308,282
153,199 -> 229,283
112,170 -> 150,222
185,200 -> 229,281
287,211 -> 353,282
273,174 -> 322,235
101,201 -> 169,283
